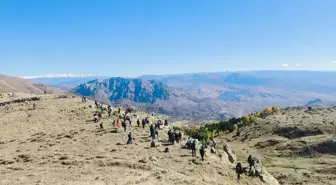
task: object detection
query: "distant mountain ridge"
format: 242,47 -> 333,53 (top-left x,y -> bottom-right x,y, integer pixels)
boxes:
73,77 -> 169,103
37,71 -> 336,119
31,76 -> 109,88
0,74 -> 65,94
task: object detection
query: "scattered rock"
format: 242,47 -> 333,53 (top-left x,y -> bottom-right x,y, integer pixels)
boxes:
59,156 -> 68,160
17,154 -> 33,162
151,141 -> 162,148
149,156 -> 158,162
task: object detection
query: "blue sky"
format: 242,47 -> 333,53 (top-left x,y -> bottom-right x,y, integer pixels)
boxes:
1,0 -> 336,77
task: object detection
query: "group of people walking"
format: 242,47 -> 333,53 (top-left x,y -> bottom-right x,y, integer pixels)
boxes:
167,129 -> 183,144
87,98 -> 258,182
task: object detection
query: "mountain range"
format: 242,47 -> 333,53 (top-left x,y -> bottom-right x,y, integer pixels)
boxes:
25,71 -> 336,119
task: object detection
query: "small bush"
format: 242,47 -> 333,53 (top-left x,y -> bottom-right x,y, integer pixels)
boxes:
272,105 -> 280,113
242,116 -> 250,124
255,111 -> 261,117
262,107 -> 273,116
248,115 -> 258,123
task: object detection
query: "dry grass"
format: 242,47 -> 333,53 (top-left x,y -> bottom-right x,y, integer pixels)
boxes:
222,107 -> 336,185
0,93 -> 264,185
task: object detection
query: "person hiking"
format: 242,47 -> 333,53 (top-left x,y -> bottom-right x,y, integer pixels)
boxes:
177,131 -> 182,143
94,112 -> 99,123
248,155 -> 255,172
212,138 -> 217,149
175,130 -> 180,143
150,125 -> 155,139
185,137 -> 193,149
236,162 -> 244,180
137,119 -> 140,127
191,140 -> 197,157
164,119 -> 168,126
142,119 -> 146,129
122,120 -> 127,132
127,132 -> 135,144
95,101 -> 98,108
200,145 -> 205,161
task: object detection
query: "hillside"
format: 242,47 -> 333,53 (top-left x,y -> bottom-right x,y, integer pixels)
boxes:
218,106 -> 336,185
0,94 -> 272,185
0,74 -> 65,94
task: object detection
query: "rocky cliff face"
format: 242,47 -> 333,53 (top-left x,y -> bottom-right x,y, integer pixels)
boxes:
73,77 -> 169,103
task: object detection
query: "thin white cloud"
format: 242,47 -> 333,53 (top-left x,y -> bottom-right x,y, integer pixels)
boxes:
21,73 -> 93,79
332,61 -> 336,64
281,64 -> 289,67
295,63 -> 301,66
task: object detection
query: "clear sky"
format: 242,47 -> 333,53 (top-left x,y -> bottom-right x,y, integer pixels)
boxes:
1,0 -> 336,77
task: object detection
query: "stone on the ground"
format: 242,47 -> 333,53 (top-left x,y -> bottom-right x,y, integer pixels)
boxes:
151,141 -> 162,148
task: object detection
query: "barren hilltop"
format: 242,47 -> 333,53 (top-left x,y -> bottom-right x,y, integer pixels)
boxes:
1,92 -> 278,185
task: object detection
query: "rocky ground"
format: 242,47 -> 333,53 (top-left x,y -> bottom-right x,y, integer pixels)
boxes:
222,107 -> 336,185
0,94 -> 268,185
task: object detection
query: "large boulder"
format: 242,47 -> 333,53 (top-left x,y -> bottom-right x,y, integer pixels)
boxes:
223,143 -> 237,164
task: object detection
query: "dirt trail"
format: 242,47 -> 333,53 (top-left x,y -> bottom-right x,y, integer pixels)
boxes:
0,94 -> 264,185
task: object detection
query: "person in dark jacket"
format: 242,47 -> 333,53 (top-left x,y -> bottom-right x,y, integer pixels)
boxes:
142,119 -> 146,129
191,140 -> 197,157
137,119 -> 140,127
122,121 -> 127,132
200,146 -> 205,161
248,155 -> 255,172
236,162 -> 244,180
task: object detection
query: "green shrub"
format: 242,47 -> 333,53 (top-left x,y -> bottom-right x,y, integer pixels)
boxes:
242,116 -> 250,124
255,111 -> 261,117
248,115 -> 258,123
272,105 -> 280,113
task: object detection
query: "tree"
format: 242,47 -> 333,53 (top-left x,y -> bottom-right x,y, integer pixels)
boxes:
242,116 -> 250,124
255,111 -> 261,117
249,115 -> 258,123
262,107 -> 273,116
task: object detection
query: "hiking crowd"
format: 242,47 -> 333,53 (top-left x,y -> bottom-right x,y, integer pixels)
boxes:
87,98 -> 262,181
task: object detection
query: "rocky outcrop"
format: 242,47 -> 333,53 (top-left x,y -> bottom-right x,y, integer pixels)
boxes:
260,167 -> 280,185
249,157 -> 280,185
73,78 -> 169,104
223,143 -> 237,164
